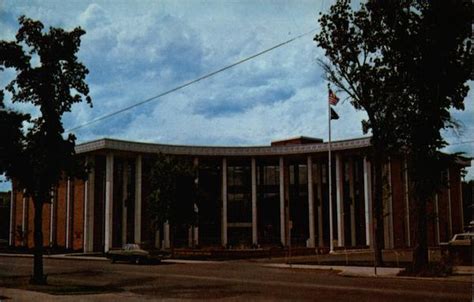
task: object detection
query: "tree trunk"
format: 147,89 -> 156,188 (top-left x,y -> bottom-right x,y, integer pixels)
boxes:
372,149 -> 385,267
413,197 -> 429,272
31,200 -> 46,284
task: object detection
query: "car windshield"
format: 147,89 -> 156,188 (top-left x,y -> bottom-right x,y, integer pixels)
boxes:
125,244 -> 140,250
453,234 -> 474,240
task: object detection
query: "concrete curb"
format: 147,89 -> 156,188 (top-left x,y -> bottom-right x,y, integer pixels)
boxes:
162,259 -> 221,264
0,253 -> 221,264
0,253 -> 108,261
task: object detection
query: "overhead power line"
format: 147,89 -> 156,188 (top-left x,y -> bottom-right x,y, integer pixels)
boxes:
66,28 -> 317,133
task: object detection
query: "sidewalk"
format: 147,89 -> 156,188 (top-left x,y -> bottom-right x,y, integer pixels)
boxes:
262,263 -> 473,282
0,252 -> 107,261
0,252 -> 221,264
453,266 -> 474,275
262,263 -> 403,277
0,287 -> 146,302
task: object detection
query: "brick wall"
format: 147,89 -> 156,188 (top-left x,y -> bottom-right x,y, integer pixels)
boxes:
9,154 -> 468,251
11,178 -> 85,250
438,185 -> 450,242
449,166 -> 463,234
390,158 -> 407,248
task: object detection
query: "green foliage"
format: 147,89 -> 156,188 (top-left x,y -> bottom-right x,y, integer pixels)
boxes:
0,16 -> 92,202
315,0 -> 472,271
148,154 -> 197,231
314,0 -> 406,153
0,16 -> 91,283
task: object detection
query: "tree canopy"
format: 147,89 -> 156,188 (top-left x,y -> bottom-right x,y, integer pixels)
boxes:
315,0 -> 472,271
0,16 -> 92,283
148,154 -> 197,249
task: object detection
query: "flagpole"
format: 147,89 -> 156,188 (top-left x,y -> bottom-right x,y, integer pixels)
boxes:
328,84 -> 334,253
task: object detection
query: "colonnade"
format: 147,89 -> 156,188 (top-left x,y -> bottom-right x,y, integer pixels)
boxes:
81,152 -> 455,253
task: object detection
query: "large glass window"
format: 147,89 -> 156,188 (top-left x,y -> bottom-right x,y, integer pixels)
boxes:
197,160 -> 221,246
257,163 -> 280,245
227,165 -> 251,223
289,163 -> 309,246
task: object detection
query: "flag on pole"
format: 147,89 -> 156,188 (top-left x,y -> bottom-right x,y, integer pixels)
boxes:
330,107 -> 339,120
329,89 -> 339,105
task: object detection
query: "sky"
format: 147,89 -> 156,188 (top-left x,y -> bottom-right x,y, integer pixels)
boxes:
0,0 -> 473,191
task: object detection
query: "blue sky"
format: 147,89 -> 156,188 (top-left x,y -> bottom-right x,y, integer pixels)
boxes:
1,0 -> 473,191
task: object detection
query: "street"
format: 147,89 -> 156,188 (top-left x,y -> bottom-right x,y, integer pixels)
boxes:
0,256 -> 471,301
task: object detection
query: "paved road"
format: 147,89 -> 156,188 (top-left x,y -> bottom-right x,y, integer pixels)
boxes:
0,256 -> 471,301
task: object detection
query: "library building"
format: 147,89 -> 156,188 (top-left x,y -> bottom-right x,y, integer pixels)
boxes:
9,136 -> 470,253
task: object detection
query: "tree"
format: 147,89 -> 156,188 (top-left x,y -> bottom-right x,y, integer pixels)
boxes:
314,0 -> 406,266
0,16 -> 91,284
148,154 -> 197,255
314,0 -> 471,271
384,0 -> 471,271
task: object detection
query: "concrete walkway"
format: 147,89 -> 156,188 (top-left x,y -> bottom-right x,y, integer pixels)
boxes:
0,252 -> 221,264
453,266 -> 474,275
263,263 -> 403,277
0,252 -> 471,276
0,252 -> 107,261
0,287 -> 147,302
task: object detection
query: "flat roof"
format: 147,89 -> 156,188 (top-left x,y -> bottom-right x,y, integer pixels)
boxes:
75,136 -> 372,157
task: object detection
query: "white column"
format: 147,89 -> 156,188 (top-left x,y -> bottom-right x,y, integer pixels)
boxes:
49,189 -> 55,245
459,174 -> 464,231
335,153 -> 344,247
221,158 -> 228,246
134,155 -> 142,244
363,157 -> 373,247
447,169 -> 453,237
164,222 -> 170,248
316,164 -> 323,247
403,159 -> 411,247
122,162 -> 128,246
66,179 -> 71,249
21,193 -> 27,246
194,226 -> 199,246
104,153 -> 114,252
84,156 -> 95,253
434,194 -> 440,245
349,159 -> 356,247
279,157 -> 286,246
9,189 -> 15,246
307,155 -> 315,248
251,157 -> 258,246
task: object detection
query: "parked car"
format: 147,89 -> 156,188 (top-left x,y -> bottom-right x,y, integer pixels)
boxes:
106,243 -> 169,264
444,233 -> 474,246
440,233 -> 473,265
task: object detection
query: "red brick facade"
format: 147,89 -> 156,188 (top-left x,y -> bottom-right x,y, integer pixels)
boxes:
12,179 -> 86,250
9,137 -> 470,252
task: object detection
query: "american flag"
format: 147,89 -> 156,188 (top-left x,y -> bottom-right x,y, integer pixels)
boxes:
329,89 -> 339,105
